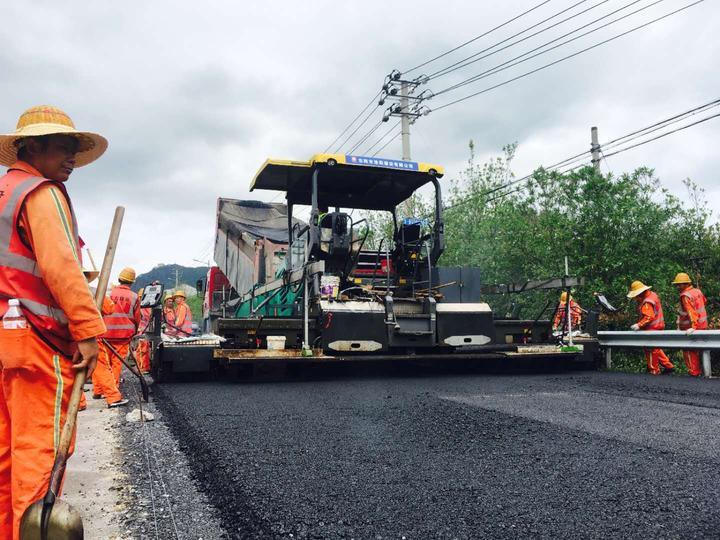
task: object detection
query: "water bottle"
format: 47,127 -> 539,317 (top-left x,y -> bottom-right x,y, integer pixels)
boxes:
3,299 -> 27,329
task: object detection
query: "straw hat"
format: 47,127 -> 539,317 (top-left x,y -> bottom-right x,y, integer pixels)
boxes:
626,280 -> 651,298
0,105 -> 108,167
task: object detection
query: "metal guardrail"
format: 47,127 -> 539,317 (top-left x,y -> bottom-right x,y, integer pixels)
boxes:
598,330 -> 720,377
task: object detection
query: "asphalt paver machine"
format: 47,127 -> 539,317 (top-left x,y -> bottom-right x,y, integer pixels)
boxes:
211,153 -> 598,369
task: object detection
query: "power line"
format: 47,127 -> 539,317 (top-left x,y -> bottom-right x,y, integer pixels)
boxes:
603,111 -> 720,159
403,0 -> 552,75
443,101 -> 720,212
334,102 -> 382,152
433,0 -> 666,99
430,0 -> 649,88
348,120 -> 384,154
364,120 -> 401,155
601,98 -> 720,150
324,90 -> 381,153
427,0 -> 607,80
430,1 -> 703,113
372,131 -> 402,157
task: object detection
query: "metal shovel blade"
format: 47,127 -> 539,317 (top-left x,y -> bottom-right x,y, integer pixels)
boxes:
19,498 -> 83,540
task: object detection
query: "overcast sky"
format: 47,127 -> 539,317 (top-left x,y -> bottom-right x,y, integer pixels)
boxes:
2,0 -> 718,280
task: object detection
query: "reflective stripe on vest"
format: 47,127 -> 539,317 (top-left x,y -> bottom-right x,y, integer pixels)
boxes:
103,285 -> 138,340
679,287 -> 708,330
640,292 -> 665,330
0,171 -> 80,356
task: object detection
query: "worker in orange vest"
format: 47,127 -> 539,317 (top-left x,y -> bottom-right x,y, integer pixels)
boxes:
173,289 -> 193,337
85,264 -> 123,406
0,105 -> 108,539
627,280 -> 675,375
134,287 -> 152,374
100,267 -> 140,404
163,292 -> 177,337
552,292 -> 583,332
672,272 -> 708,377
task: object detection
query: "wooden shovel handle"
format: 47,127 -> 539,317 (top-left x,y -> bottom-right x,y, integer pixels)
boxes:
46,206 -> 125,498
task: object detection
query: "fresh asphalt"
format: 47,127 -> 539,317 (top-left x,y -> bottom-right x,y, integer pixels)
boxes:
125,365 -> 720,539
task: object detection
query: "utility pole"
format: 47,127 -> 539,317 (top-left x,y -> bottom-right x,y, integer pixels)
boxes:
379,70 -> 429,161
400,81 -> 411,161
591,126 -> 600,172
174,268 -> 179,289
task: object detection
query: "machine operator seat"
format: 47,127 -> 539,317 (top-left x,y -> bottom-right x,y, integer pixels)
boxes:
319,211 -> 352,259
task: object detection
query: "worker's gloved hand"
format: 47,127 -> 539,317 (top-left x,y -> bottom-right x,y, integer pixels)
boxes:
686,328 -> 696,336
73,337 -> 99,377
630,324 -> 640,331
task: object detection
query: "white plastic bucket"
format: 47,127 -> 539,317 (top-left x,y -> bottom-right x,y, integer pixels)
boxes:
266,335 -> 286,350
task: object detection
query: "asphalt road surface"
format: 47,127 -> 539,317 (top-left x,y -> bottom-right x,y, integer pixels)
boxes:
152,367 -> 720,539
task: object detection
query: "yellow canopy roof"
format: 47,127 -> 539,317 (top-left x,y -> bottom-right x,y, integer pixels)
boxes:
250,153 -> 444,211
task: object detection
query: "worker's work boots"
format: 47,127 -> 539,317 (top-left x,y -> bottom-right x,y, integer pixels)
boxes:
108,398 -> 129,408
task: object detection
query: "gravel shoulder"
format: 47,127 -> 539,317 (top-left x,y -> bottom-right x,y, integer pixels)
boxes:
115,376 -> 227,539
63,390 -> 125,539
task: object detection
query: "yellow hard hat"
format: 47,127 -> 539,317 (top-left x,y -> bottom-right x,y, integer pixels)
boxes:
671,272 -> 692,285
0,105 -> 108,167
173,289 -> 186,299
163,292 -> 174,303
627,280 -> 651,298
118,267 -> 136,284
560,292 -> 572,302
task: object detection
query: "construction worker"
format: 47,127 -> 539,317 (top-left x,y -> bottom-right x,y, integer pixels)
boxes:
163,292 -> 177,337
173,289 -> 194,336
135,287 -> 152,374
84,268 -> 126,406
101,267 -> 140,400
552,292 -> 583,332
627,280 -> 675,375
672,272 -> 708,377
0,105 -> 108,539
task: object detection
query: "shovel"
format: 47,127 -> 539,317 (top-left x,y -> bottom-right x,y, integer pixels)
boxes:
101,338 -> 150,402
20,207 -> 124,540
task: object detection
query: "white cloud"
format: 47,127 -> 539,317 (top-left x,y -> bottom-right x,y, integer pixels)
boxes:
2,0 -> 718,277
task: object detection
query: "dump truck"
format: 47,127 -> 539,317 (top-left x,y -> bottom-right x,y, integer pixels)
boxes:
184,153 -> 599,377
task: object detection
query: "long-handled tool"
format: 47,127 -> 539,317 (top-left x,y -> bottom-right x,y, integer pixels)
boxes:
20,206 -> 124,540
101,338 -> 149,402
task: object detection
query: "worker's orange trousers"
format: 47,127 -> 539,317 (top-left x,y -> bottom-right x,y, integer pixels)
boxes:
0,328 -> 77,540
683,350 -> 703,377
103,340 -> 129,385
135,338 -> 150,373
644,348 -> 674,375
92,342 -> 123,405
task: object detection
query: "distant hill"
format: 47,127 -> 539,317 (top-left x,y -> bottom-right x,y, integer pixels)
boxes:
131,264 -> 209,292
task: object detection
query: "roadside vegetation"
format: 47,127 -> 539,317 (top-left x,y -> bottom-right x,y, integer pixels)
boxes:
368,142 -> 720,373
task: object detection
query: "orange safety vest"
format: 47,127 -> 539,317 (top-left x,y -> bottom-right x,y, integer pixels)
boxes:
140,307 -> 151,332
0,170 -> 80,356
554,300 -> 582,329
640,291 -> 665,330
174,302 -> 193,336
678,287 -> 708,330
104,285 -> 138,341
